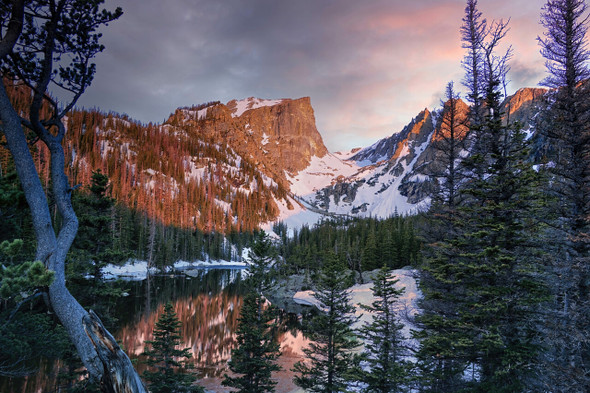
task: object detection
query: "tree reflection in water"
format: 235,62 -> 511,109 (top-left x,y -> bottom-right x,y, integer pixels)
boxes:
1,269 -> 308,393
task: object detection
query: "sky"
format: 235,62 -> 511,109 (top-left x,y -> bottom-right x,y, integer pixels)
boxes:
76,0 -> 548,152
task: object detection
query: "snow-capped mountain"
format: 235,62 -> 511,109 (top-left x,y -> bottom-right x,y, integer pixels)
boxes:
4,85 -> 548,233
276,87 -> 548,228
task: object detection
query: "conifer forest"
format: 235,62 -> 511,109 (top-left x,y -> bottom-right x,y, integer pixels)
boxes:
2,0 -> 590,392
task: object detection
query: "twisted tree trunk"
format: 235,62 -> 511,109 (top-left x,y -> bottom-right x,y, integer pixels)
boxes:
0,83 -> 147,392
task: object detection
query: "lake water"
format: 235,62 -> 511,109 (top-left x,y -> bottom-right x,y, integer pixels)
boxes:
1,269 -> 307,393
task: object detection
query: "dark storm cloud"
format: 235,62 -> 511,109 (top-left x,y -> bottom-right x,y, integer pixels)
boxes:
76,0 -> 547,151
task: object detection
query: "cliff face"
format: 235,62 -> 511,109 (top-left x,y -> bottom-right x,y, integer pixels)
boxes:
502,87 -> 548,124
171,97 -> 328,185
234,97 -> 329,174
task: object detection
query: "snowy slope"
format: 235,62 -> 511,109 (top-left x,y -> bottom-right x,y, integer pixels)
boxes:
285,153 -> 361,196
287,124 -> 435,221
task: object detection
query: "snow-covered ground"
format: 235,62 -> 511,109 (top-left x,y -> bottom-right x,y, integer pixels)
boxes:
293,268 -> 421,352
286,153 -> 361,197
262,195 -> 326,234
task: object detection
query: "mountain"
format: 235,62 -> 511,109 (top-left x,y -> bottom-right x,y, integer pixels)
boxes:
1,84 -> 549,233
281,87 -> 548,227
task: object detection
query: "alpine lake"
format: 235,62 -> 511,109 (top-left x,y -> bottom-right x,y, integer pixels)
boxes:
1,268 -> 308,393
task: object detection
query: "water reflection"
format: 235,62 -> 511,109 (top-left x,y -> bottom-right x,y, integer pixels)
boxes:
2,269 -> 307,393
118,269 -> 244,379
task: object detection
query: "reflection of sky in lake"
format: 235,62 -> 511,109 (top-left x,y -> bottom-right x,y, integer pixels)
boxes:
0,269 -> 307,393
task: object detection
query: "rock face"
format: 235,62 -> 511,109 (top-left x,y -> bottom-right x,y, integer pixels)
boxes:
502,87 -> 548,124
238,97 -> 329,174
350,108 -> 434,165
173,97 -> 328,186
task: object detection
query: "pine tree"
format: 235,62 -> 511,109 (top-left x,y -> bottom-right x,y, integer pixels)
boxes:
461,0 -> 487,127
222,292 -> 281,393
67,170 -> 130,327
292,253 -> 361,393
416,3 -> 547,391
70,170 -> 128,273
222,230 -> 281,393
363,227 -> 379,271
358,266 -> 409,393
430,81 -> 469,209
248,230 -> 276,294
537,0 -> 590,389
142,302 -> 203,393
418,106 -> 547,393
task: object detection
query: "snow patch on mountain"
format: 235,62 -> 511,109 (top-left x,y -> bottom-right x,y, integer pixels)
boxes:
261,132 -> 270,145
197,107 -> 208,120
286,153 -> 360,196
230,97 -> 284,118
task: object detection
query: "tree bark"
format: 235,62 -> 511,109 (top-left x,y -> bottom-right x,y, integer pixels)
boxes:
83,311 -> 146,393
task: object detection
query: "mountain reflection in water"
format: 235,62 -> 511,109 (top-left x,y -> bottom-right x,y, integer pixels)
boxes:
2,269 -> 307,393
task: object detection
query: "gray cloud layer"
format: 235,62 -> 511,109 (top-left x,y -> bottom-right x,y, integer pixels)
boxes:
77,0 -> 547,151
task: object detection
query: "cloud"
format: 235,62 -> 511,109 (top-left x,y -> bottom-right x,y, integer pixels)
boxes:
76,0 -> 549,151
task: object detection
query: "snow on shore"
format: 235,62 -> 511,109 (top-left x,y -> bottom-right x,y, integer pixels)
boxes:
293,268 -> 421,350
100,258 -> 247,281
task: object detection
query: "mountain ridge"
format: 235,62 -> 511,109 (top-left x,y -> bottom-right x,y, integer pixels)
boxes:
0,84 -> 549,232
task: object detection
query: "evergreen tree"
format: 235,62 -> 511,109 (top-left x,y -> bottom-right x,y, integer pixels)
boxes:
223,230 -> 281,393
537,0 -> 590,389
67,170 -> 129,328
363,228 -> 379,271
358,266 -> 409,393
417,4 -> 547,391
292,253 -> 361,393
430,81 -> 469,209
222,292 -> 281,393
418,109 -> 546,393
142,302 -> 203,393
461,0 -> 487,127
248,230 -> 276,294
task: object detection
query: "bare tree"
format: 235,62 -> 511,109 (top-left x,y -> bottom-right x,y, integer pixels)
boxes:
461,0 -> 487,126
0,1 -> 146,391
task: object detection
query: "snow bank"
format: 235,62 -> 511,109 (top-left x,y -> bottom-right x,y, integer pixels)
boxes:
101,260 -> 157,281
173,259 -> 248,270
292,268 -> 421,350
100,258 -> 247,281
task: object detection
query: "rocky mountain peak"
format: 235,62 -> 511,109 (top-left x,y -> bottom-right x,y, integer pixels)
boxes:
167,96 -> 329,190
224,96 -> 328,176
504,87 -> 547,114
350,107 -> 434,165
